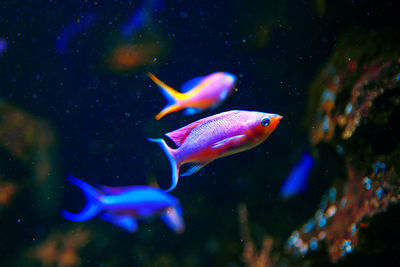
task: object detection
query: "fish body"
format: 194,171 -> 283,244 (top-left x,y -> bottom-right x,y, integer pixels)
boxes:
148,110 -> 282,191
62,175 -> 185,233
148,72 -> 236,119
279,152 -> 314,199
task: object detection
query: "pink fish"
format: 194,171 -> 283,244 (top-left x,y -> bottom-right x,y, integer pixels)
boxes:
148,110 -> 283,191
148,72 -> 236,120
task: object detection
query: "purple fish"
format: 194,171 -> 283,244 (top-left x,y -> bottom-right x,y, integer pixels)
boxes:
148,72 -> 237,119
62,175 -> 185,233
148,110 -> 283,191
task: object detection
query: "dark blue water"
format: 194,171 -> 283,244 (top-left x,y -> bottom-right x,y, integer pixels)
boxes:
1,1 -> 399,266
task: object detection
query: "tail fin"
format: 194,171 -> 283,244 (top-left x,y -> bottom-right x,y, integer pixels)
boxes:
148,72 -> 184,120
147,138 -> 180,192
61,174 -> 103,222
155,105 -> 183,120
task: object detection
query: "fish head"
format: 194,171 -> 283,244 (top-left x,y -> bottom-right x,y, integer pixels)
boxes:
212,72 -> 237,95
220,72 -> 237,85
246,112 -> 283,143
220,72 -> 237,88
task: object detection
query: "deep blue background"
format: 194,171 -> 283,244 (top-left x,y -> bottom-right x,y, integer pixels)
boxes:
1,0 -> 399,265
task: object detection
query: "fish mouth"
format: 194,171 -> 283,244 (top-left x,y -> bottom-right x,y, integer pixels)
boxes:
272,115 -> 283,126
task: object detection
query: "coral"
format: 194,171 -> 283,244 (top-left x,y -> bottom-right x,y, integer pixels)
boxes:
286,30 -> 400,263
286,163 -> 400,261
238,203 -> 276,267
309,58 -> 397,144
0,101 -> 62,265
28,227 -> 91,267
0,101 -> 57,184
0,101 -> 60,213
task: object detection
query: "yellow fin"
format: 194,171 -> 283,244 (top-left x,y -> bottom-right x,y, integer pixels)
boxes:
155,104 -> 183,120
148,73 -> 185,102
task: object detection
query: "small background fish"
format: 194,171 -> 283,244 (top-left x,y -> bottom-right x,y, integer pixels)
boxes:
148,72 -> 237,119
279,152 -> 314,200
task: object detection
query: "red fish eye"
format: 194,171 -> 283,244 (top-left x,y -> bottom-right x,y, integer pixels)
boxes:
261,118 -> 270,126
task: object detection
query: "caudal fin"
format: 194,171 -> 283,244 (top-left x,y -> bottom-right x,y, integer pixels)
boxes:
61,175 -> 103,222
148,72 -> 184,120
155,105 -> 184,120
147,138 -> 180,192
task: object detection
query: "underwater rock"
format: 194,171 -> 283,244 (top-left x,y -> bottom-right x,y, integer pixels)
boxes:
285,30 -> 400,263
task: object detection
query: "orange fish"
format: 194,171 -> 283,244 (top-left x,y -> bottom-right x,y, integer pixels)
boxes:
148,72 -> 237,120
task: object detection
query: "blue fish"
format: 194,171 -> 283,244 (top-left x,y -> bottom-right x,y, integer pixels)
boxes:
56,13 -> 98,54
120,0 -> 165,39
62,175 -> 185,233
279,153 -> 314,199
0,38 -> 7,54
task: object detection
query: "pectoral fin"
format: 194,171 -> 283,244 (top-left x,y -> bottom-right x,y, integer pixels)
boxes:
211,134 -> 246,149
219,88 -> 229,100
181,162 -> 206,176
100,213 -> 138,232
161,207 -> 185,233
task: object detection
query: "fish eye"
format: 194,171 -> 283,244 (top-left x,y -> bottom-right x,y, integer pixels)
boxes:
261,117 -> 270,127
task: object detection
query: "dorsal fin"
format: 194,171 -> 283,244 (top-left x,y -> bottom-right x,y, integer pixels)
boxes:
98,185 -> 153,195
181,76 -> 204,93
97,185 -> 125,195
165,120 -> 203,147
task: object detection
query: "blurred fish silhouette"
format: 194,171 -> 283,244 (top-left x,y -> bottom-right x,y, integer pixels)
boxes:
0,38 -> 7,55
148,72 -> 237,120
148,110 -> 283,191
62,175 -> 185,233
56,13 -> 98,54
279,152 -> 314,199
120,0 -> 165,39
